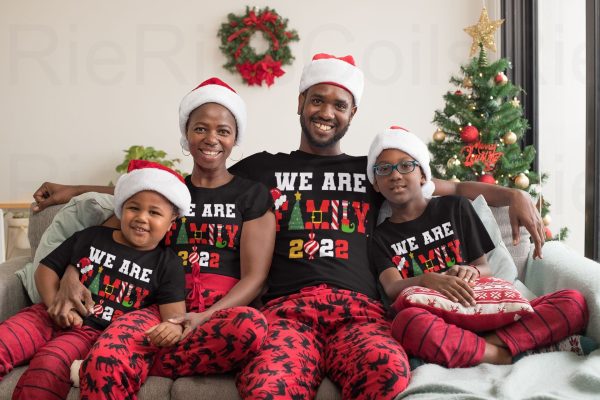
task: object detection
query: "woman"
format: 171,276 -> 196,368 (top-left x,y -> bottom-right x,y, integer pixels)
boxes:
36,78 -> 276,400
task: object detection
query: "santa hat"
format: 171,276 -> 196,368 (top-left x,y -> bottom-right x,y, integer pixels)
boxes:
179,77 -> 247,150
299,53 -> 364,106
367,126 -> 435,198
114,160 -> 191,219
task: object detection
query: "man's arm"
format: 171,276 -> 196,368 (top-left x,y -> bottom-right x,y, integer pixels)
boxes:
32,182 -> 114,212
433,178 -> 544,259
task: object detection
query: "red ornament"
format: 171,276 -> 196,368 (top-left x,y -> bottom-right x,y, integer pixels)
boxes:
454,90 -> 463,96
494,72 -> 508,85
544,227 -> 553,240
478,174 -> 496,184
460,125 -> 479,143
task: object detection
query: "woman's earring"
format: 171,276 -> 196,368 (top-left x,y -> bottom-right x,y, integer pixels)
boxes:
182,147 -> 190,157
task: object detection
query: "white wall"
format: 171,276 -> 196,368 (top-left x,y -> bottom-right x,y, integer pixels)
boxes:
0,0 -> 484,197
1,1 -> 584,253
538,0 -> 586,253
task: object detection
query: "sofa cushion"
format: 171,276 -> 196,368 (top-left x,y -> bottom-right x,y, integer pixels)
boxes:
16,193 -> 114,303
471,196 -> 519,283
391,277 -> 534,331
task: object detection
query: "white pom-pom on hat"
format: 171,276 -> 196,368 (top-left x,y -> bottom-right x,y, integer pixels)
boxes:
299,53 -> 364,106
114,160 -> 191,219
179,77 -> 247,150
367,126 -> 435,198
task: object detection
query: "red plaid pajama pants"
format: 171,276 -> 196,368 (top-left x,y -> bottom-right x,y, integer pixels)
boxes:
0,303 -> 101,400
392,289 -> 589,368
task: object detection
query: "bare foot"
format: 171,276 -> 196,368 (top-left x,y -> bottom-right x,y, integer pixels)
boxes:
481,342 -> 512,365
484,333 -> 508,348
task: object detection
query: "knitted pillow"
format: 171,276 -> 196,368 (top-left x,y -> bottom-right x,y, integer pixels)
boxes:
391,277 -> 534,331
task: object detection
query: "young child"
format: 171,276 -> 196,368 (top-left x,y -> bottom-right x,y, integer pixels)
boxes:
0,160 -> 190,400
367,126 -> 594,368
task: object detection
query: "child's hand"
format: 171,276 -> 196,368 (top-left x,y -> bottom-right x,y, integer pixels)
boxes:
168,311 -> 211,340
67,309 -> 84,328
145,321 -> 183,347
421,273 -> 477,307
445,265 -> 479,284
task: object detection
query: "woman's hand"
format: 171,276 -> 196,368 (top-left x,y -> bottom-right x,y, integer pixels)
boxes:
168,311 -> 212,340
445,264 -> 479,283
47,267 -> 94,328
145,322 -> 183,347
421,273 -> 477,307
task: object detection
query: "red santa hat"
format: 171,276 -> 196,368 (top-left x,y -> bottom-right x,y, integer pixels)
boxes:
367,126 -> 435,198
179,77 -> 247,150
113,160 -> 191,219
299,53 -> 365,106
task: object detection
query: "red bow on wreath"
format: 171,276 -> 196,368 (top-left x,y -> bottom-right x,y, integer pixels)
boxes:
218,7 -> 299,87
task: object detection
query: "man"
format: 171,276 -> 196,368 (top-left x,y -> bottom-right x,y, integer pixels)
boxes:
226,53 -> 543,399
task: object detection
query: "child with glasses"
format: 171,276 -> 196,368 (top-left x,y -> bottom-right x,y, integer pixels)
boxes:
367,126 -> 595,368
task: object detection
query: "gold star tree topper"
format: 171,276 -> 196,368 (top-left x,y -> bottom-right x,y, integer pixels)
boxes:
464,7 -> 505,56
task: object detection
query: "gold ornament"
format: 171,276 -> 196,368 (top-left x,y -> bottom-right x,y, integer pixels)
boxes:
433,129 -> 446,143
450,175 -> 461,183
463,76 -> 473,88
447,156 -> 460,169
510,97 -> 521,107
514,173 -> 530,189
542,214 -> 552,226
464,7 -> 505,56
503,131 -> 517,145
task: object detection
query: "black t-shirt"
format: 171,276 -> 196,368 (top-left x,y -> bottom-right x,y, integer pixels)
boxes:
371,196 -> 495,280
164,175 -> 272,281
42,226 -> 185,330
229,150 -> 384,300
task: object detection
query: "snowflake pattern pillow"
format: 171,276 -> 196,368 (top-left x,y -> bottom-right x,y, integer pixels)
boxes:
391,277 -> 534,331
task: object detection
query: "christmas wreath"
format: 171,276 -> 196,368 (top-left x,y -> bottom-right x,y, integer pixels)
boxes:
218,6 -> 299,87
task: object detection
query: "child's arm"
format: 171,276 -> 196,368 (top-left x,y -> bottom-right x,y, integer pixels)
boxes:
35,264 -> 84,328
380,268 -> 477,307
145,301 -> 186,347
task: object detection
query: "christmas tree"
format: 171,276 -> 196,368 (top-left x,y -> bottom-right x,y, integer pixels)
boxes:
428,8 -> 567,241
288,191 -> 304,230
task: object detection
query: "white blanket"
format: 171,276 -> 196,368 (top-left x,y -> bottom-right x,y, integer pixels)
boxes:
396,241 -> 600,400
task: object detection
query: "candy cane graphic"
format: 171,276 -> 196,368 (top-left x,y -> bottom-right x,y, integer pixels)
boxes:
331,200 -> 339,230
434,247 -> 445,269
208,224 -> 215,246
115,282 -> 129,303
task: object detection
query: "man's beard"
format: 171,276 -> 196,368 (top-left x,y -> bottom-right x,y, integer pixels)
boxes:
300,116 -> 350,148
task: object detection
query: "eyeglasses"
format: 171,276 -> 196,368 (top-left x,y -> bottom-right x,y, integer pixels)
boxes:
373,160 -> 420,176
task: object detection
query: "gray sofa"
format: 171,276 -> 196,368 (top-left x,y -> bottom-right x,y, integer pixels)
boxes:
1,202 -> 599,399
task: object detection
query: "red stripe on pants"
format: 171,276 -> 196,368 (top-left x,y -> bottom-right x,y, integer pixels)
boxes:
236,286 -> 410,400
0,303 -> 101,400
392,307 -> 486,368
391,289 -> 589,368
495,289 -> 589,356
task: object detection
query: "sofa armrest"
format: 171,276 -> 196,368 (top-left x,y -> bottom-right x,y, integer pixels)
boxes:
524,241 -> 600,341
0,256 -> 32,321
